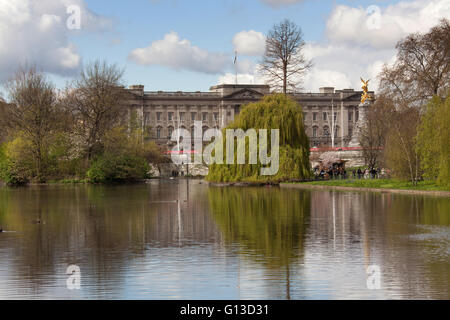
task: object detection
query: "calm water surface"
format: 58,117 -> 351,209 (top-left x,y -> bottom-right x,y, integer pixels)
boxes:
0,180 -> 448,299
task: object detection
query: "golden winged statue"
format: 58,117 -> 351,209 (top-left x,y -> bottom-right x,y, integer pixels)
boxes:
360,77 -> 372,103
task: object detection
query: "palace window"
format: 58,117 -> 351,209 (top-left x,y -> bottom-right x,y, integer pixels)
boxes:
323,126 -> 330,136
313,112 -> 318,121
168,112 -> 174,121
168,126 -> 174,138
157,112 -> 162,121
179,112 -> 185,121
191,112 -> 196,121
313,126 -> 318,138
323,112 -> 327,121
348,111 -> 353,121
144,113 -> 150,127
213,113 -> 219,121
202,112 -> 208,121
156,127 -> 162,139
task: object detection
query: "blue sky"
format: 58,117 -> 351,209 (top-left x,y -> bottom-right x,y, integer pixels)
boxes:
74,0 -> 386,91
0,0 -> 448,95
70,0 -> 337,91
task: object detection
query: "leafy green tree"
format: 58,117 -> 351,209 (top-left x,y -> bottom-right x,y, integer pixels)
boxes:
417,95 -> 450,186
86,120 -> 161,183
385,106 -> 422,184
2,68 -> 62,182
379,18 -> 449,107
376,19 -> 450,184
66,60 -> 128,161
359,96 -> 395,169
0,97 -> 8,143
207,94 -> 311,183
0,136 -> 34,185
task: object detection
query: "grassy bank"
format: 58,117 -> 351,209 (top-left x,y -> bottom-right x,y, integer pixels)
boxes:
289,179 -> 450,192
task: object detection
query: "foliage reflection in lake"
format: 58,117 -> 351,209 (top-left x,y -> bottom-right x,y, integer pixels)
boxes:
0,180 -> 448,299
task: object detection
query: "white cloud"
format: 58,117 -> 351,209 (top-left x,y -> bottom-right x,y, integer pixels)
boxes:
327,0 -> 450,49
217,61 -> 271,87
303,68 -> 352,92
302,42 -> 396,91
0,0 -> 111,81
220,0 -> 449,91
217,73 -> 265,86
232,30 -> 266,56
302,0 -> 450,92
235,59 -> 257,74
129,32 -> 231,74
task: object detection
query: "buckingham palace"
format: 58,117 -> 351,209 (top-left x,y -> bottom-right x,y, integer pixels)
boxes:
124,84 -> 374,148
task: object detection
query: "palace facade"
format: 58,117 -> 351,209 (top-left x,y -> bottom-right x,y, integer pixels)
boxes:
125,84 -> 374,148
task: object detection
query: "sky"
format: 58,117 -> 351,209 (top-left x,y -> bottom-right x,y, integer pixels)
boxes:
0,0 -> 449,96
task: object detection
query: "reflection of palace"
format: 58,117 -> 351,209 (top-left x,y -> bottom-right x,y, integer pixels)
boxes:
124,84 -> 374,148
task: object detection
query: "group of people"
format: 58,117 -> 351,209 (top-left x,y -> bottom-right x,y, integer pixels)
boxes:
314,165 -> 347,180
314,165 -> 387,180
352,167 -> 383,179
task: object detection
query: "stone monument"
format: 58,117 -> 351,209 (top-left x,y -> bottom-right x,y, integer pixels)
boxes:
348,78 -> 373,147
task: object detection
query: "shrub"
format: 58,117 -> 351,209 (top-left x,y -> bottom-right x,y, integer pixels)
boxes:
0,138 -> 33,186
87,153 -> 150,183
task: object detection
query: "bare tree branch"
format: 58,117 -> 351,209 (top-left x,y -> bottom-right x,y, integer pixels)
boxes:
259,19 -> 312,94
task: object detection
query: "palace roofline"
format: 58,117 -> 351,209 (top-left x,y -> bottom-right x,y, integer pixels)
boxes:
127,83 -> 374,102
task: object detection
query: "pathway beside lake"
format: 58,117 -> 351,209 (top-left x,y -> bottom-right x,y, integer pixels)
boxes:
281,182 -> 450,197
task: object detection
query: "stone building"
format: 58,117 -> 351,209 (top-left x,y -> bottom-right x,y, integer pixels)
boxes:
125,84 -> 374,149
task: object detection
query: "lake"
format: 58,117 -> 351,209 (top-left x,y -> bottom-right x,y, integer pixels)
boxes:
0,180 -> 448,299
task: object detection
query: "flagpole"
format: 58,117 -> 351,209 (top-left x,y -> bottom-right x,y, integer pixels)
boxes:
234,51 -> 238,85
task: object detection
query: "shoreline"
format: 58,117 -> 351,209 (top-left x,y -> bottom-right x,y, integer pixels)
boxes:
280,182 -> 450,197
0,177 -> 207,188
3,179 -> 449,197
207,181 -> 281,187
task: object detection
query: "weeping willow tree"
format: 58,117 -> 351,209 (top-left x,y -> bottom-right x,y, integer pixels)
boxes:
416,95 -> 450,187
206,94 -> 311,183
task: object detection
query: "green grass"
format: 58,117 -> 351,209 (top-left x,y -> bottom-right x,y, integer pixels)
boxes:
293,179 -> 450,192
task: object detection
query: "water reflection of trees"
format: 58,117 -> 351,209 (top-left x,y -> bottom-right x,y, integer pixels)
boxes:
208,187 -> 311,299
0,181 -> 219,298
370,193 -> 450,299
0,182 -> 448,299
208,187 -> 310,269
307,190 -> 449,299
